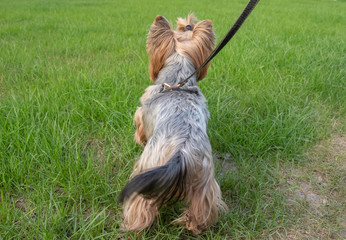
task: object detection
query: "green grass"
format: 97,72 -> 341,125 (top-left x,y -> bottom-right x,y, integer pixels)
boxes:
0,0 -> 345,239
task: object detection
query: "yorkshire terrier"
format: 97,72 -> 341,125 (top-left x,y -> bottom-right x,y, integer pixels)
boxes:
119,14 -> 228,235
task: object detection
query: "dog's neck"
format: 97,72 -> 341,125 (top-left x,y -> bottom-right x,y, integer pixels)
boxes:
154,53 -> 197,86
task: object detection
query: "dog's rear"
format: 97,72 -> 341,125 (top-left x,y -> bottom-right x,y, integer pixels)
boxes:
119,14 -> 227,234
119,151 -> 186,207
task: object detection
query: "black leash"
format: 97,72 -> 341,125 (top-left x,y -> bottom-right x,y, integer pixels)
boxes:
161,0 -> 260,92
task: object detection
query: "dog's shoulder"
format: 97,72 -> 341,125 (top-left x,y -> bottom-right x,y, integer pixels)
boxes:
140,85 -> 162,104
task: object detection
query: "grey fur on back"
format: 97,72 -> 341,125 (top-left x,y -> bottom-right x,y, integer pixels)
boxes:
134,53 -> 212,176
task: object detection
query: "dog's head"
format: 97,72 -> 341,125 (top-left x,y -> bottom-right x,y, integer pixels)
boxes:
146,14 -> 215,82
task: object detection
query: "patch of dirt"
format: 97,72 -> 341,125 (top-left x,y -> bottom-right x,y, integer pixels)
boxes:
82,137 -> 110,175
277,134 -> 346,239
84,138 -> 106,162
214,152 -> 238,176
15,198 -> 28,212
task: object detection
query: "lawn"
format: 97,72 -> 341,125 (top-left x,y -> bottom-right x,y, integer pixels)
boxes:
0,0 -> 345,239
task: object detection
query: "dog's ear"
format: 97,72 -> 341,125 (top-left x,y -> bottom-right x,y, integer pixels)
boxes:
147,16 -> 175,82
191,20 -> 215,81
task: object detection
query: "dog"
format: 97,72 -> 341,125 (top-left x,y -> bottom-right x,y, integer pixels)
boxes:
119,14 -> 227,235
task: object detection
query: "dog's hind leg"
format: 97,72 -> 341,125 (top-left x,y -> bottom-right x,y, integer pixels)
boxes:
174,157 -> 228,234
185,182 -> 219,234
122,196 -> 158,231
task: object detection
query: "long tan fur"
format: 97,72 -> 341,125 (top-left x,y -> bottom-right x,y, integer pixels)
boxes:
134,107 -> 146,146
147,16 -> 175,82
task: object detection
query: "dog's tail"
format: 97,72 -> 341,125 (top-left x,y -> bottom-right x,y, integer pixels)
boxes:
118,151 -> 187,207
